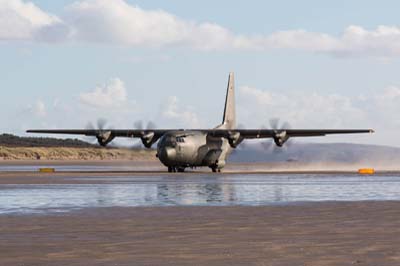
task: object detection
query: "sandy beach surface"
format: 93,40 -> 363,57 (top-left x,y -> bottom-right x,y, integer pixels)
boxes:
1,161 -> 400,265
0,202 -> 399,266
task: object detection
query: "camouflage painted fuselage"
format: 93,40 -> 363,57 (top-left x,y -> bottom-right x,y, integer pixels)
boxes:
157,131 -> 232,170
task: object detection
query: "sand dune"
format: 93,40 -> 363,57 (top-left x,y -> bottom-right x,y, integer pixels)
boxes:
0,146 -> 157,161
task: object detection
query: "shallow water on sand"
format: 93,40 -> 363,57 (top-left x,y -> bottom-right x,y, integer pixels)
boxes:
1,174 -> 400,214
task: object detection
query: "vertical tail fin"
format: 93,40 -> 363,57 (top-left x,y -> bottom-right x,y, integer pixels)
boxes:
219,72 -> 236,129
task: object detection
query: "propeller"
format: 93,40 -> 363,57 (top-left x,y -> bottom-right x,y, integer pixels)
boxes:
85,118 -> 115,147
262,118 -> 293,152
235,123 -> 248,149
133,120 -> 143,131
269,118 -> 291,132
132,120 -> 158,148
133,120 -> 157,131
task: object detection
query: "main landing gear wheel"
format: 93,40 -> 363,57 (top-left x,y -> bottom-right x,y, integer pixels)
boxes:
211,167 -> 221,173
168,167 -> 185,173
177,167 -> 185,173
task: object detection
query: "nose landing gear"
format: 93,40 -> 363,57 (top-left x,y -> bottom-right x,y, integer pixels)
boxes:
168,166 -> 185,173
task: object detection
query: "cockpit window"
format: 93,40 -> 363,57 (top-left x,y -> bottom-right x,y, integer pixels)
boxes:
176,137 -> 185,143
159,134 -> 177,148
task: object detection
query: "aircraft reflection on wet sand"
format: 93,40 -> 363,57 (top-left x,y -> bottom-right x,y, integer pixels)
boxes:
1,174 -> 400,214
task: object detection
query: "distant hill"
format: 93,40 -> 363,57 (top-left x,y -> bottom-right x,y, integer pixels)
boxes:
0,134 -> 96,148
230,141 -> 400,165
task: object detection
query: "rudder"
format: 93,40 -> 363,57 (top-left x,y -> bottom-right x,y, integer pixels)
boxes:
220,72 -> 236,129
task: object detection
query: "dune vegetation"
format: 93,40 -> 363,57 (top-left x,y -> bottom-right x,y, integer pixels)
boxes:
0,146 -> 157,161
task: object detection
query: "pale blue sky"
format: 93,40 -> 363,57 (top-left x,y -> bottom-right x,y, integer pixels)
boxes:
2,0 -> 400,146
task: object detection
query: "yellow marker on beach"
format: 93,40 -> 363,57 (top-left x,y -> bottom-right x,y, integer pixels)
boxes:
358,168 -> 375,175
39,168 -> 55,173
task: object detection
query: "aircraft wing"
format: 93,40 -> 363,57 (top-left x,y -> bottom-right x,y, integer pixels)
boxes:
27,128 -> 374,148
26,129 -> 170,148
27,128 -> 374,137
206,128 -> 374,147
206,129 -> 374,138
26,129 -> 168,138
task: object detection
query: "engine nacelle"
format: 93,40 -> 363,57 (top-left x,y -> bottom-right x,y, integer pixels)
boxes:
273,131 -> 289,147
96,131 -> 114,147
140,132 -> 158,148
227,132 -> 244,148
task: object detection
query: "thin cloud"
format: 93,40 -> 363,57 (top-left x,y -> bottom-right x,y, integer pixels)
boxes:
21,100 -> 46,118
79,78 -> 128,108
160,96 -> 201,128
238,85 -> 400,129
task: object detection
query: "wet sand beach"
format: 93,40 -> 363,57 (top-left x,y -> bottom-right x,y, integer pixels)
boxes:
1,161 -> 400,265
1,202 -> 400,266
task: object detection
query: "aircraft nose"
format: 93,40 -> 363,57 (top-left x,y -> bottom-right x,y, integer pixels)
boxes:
165,147 -> 176,159
159,146 -> 176,162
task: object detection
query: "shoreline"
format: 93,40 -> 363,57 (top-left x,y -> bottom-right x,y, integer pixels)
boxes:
0,159 -> 398,170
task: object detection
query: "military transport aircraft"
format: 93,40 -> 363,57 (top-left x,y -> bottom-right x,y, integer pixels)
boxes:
28,73 -> 374,172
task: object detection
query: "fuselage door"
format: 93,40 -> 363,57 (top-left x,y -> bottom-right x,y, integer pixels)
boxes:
176,136 -> 185,159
